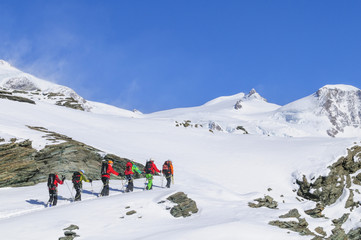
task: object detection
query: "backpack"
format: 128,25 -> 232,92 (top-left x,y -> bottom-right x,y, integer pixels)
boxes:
162,160 -> 172,174
145,161 -> 152,174
101,161 -> 108,175
47,173 -> 56,188
126,162 -> 132,170
72,171 -> 81,184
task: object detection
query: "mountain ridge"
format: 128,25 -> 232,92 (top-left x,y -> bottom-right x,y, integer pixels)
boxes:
1,59 -> 361,137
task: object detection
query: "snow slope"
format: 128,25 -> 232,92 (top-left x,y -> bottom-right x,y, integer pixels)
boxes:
0,87 -> 359,239
1,60 -> 361,239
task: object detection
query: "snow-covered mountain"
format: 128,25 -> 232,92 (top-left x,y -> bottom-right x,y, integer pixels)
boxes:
1,60 -> 361,137
272,85 -> 361,137
1,60 -> 361,240
0,60 -> 139,117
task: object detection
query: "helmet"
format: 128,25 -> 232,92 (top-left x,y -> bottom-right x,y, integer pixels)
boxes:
149,158 -> 154,162
108,160 -> 113,164
80,170 -> 85,174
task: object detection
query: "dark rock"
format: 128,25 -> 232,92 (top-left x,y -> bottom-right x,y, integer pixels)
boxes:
0,126 -> 144,187
234,100 -> 242,110
269,218 -> 313,236
296,146 -> 361,206
59,237 -> 75,240
347,227 -> 361,240
64,231 -> 77,236
304,203 -> 325,218
63,225 -> 79,231
314,227 -> 326,236
167,192 -> 198,218
126,210 -> 137,215
0,94 -> 35,104
279,209 -> 301,219
248,195 -> 278,209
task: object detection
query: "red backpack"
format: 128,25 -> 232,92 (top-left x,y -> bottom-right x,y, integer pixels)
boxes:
162,161 -> 172,174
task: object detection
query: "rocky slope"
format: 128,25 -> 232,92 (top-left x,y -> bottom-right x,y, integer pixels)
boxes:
274,85 -> 361,137
0,126 -> 144,187
249,144 -> 361,239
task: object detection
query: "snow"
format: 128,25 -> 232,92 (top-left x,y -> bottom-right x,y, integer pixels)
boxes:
322,84 -> 360,92
1,61 -> 361,239
0,94 -> 359,239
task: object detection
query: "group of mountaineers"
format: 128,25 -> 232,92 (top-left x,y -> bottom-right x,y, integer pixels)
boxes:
46,159 -> 174,207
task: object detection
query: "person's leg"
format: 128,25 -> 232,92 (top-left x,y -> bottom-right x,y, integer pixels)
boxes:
53,188 -> 58,206
47,189 -> 54,206
146,174 -> 153,190
74,184 -> 81,201
104,178 -> 110,196
101,177 -> 109,196
166,174 -> 171,188
129,175 -> 134,192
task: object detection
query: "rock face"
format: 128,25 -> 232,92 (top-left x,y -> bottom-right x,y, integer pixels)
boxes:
59,224 -> 80,240
167,192 -> 198,218
296,145 -> 361,206
248,195 -> 278,209
0,126 -> 144,187
315,85 -> 361,137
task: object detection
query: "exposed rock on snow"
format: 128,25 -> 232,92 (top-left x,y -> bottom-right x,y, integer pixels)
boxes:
208,121 -> 223,132
269,217 -> 313,237
248,195 -> 278,209
0,126 -> 144,187
166,192 -> 198,218
0,92 -> 35,104
59,224 -> 80,240
244,88 -> 267,102
296,145 -> 361,206
304,203 -> 325,218
266,145 -> 361,239
315,85 -> 361,137
234,99 -> 243,110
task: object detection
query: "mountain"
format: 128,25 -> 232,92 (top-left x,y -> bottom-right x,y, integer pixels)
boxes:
1,60 -> 361,239
0,60 -> 139,117
272,84 -> 361,137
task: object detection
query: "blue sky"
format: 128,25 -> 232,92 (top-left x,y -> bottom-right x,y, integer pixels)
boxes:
0,1 -> 360,113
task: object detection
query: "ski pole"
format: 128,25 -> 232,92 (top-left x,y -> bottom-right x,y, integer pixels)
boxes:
161,173 -> 164,188
121,177 -> 125,192
65,181 -> 74,201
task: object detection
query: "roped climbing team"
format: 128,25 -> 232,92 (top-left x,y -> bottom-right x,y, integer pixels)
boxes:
47,158 -> 174,205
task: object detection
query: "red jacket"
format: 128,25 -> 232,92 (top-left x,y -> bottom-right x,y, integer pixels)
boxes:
49,175 -> 64,190
102,164 -> 120,178
144,162 -> 161,174
124,162 -> 133,175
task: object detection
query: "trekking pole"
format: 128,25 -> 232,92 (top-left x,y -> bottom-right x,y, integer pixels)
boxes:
65,181 -> 74,201
121,177 -> 125,192
143,178 -> 147,190
161,173 -> 164,188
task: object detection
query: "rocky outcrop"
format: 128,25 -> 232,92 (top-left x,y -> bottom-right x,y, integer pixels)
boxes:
304,203 -> 325,218
269,145 -> 361,239
0,93 -> 35,104
167,192 -> 198,218
0,126 -> 144,187
269,209 -> 313,237
248,195 -> 278,209
296,145 -> 361,206
234,99 -> 242,110
59,225 -> 80,240
209,121 -> 223,132
56,97 -> 85,111
315,86 -> 361,137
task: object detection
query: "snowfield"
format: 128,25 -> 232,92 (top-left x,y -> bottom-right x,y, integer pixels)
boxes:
1,61 -> 361,239
0,96 -> 359,239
